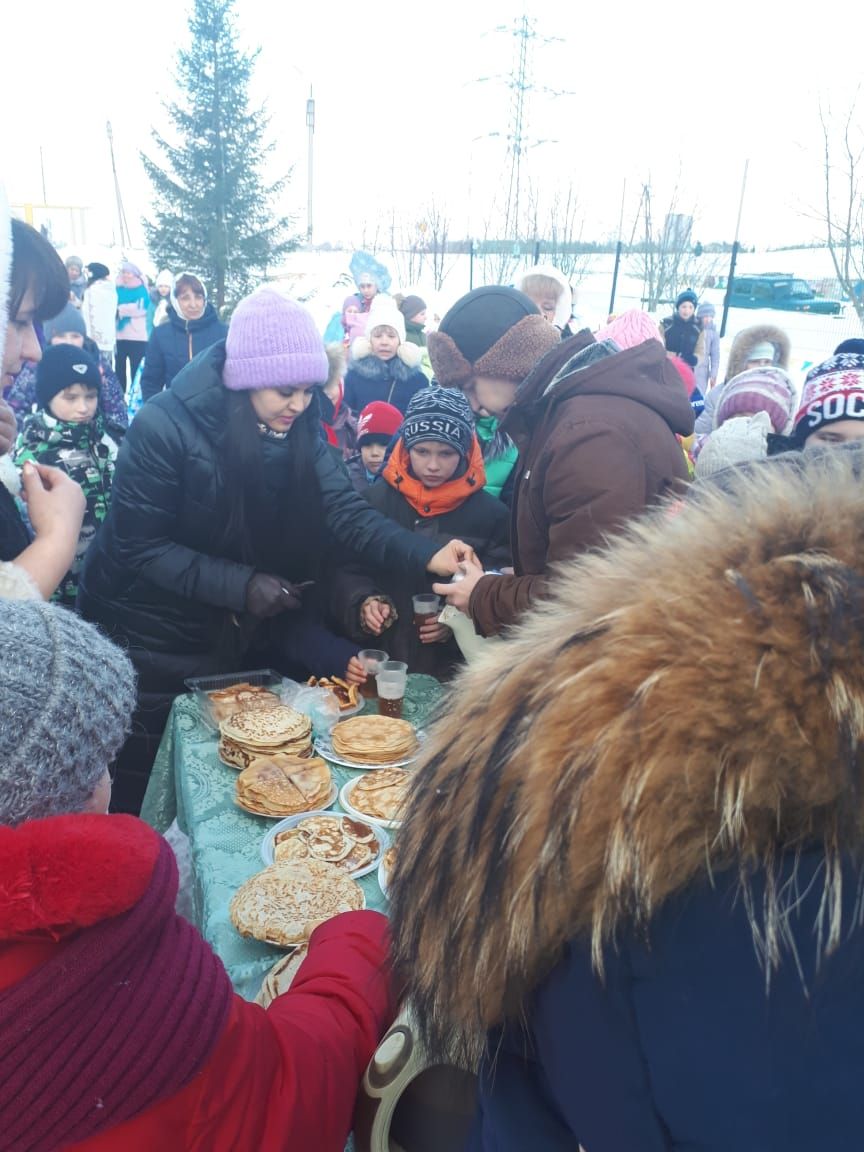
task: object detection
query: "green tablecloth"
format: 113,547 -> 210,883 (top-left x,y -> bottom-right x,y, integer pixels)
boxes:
141,674 -> 444,1002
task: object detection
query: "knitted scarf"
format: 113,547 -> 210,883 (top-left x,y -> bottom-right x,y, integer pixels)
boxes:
382,436 -> 486,517
0,817 -> 233,1151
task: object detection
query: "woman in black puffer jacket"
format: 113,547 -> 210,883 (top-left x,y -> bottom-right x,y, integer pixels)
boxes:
140,272 -> 226,401
79,289 -> 471,812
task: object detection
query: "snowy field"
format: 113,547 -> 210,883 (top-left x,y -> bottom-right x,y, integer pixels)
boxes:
271,247 -> 860,397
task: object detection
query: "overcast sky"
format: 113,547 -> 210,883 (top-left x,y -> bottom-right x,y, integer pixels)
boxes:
2,1 -> 862,254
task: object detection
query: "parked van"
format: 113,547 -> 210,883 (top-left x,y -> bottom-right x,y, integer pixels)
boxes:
728,274 -> 844,315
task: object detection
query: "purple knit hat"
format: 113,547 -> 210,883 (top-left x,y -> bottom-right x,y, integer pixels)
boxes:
224,288 -> 329,391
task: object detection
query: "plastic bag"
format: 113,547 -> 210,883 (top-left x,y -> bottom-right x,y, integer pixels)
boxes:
290,685 -> 341,737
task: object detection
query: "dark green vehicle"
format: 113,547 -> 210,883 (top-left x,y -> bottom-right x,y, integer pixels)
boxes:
728,274 -> 844,315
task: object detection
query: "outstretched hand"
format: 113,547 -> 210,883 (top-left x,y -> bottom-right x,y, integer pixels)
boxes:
432,557 -> 485,615
427,539 -> 480,577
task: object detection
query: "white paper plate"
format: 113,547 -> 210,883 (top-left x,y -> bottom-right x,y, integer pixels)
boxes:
234,782 -> 337,820
313,730 -> 422,771
260,811 -> 389,878
377,854 -> 391,899
339,779 -> 405,831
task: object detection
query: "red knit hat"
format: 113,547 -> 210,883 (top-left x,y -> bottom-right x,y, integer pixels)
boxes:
356,401 -> 403,444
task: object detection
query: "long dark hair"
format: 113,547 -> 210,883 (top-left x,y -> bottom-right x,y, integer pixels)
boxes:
221,388 -> 325,573
9,220 -> 68,324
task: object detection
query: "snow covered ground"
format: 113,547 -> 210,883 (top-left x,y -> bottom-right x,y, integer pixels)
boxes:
271,247 -> 861,395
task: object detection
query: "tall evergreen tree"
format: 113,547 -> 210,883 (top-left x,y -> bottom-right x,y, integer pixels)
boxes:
141,0 -> 295,311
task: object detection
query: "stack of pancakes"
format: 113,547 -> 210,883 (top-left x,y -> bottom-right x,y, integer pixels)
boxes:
344,768 -> 412,824
230,859 -> 365,948
219,705 -> 313,770
331,715 -> 417,765
273,814 -> 381,875
235,754 -> 332,817
206,683 -> 281,726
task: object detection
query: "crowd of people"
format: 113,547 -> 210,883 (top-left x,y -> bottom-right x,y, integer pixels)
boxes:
4,190 -> 864,1152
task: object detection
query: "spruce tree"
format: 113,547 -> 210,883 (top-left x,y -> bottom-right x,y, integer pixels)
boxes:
141,0 -> 295,311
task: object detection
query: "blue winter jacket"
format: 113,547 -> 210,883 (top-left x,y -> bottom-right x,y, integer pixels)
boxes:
140,303 -> 226,401
343,350 -> 427,415
469,852 -> 864,1152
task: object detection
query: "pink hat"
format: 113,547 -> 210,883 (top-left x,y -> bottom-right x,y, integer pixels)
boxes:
715,366 -> 795,434
594,309 -> 663,351
223,288 -> 329,391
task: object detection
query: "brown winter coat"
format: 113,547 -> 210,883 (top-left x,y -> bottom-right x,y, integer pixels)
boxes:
468,332 -> 694,636
389,445 -> 864,1057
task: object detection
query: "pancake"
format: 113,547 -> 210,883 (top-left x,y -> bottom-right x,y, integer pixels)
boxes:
221,705 -> 312,750
307,676 -> 361,712
236,755 -> 332,817
330,715 -> 417,764
345,768 -> 411,822
273,814 -> 381,874
230,859 -> 365,947
207,684 -> 281,725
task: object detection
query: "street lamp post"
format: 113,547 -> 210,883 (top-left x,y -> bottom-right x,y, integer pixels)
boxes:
306,88 -> 315,245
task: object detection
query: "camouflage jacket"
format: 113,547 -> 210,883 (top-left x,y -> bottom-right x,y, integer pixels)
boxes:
14,411 -> 123,606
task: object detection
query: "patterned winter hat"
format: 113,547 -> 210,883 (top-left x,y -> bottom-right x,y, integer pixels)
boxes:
357,400 -> 403,445
428,286 -> 560,389
36,344 -> 101,409
594,309 -> 662,352
0,600 -> 136,825
401,385 -> 475,459
793,353 -> 864,445
716,366 -> 796,434
224,288 -> 328,391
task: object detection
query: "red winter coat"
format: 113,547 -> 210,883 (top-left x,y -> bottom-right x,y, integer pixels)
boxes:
0,814 -> 393,1152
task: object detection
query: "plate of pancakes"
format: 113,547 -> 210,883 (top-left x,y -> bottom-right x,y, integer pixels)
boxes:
261,810 -> 389,879
186,671 -> 285,731
229,858 -> 365,949
235,754 -> 335,818
339,768 -> 413,830
306,676 -> 364,717
314,714 -> 419,770
219,705 -> 313,770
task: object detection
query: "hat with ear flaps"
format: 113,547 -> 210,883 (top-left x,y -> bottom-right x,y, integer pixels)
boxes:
428,286 -> 560,389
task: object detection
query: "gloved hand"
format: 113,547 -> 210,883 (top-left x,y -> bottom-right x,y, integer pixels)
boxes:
245,573 -> 305,618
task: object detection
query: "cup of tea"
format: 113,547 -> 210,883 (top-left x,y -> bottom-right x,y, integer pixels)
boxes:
376,661 -> 408,719
412,593 -> 441,637
357,648 -> 390,699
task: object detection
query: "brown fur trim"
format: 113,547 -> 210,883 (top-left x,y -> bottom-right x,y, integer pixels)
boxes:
428,316 -> 560,389
725,323 -> 791,382
427,330 -> 474,388
474,314 -> 561,382
389,448 -> 864,1058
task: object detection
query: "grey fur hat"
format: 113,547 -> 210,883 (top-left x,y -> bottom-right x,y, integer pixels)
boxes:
0,602 -> 136,825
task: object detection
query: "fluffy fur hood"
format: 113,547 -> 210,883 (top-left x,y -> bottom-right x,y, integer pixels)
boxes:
390,446 -> 864,1057
724,323 -> 791,382
349,336 -> 423,371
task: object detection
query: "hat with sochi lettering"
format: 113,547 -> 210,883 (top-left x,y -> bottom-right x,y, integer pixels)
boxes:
793,353 -> 864,445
